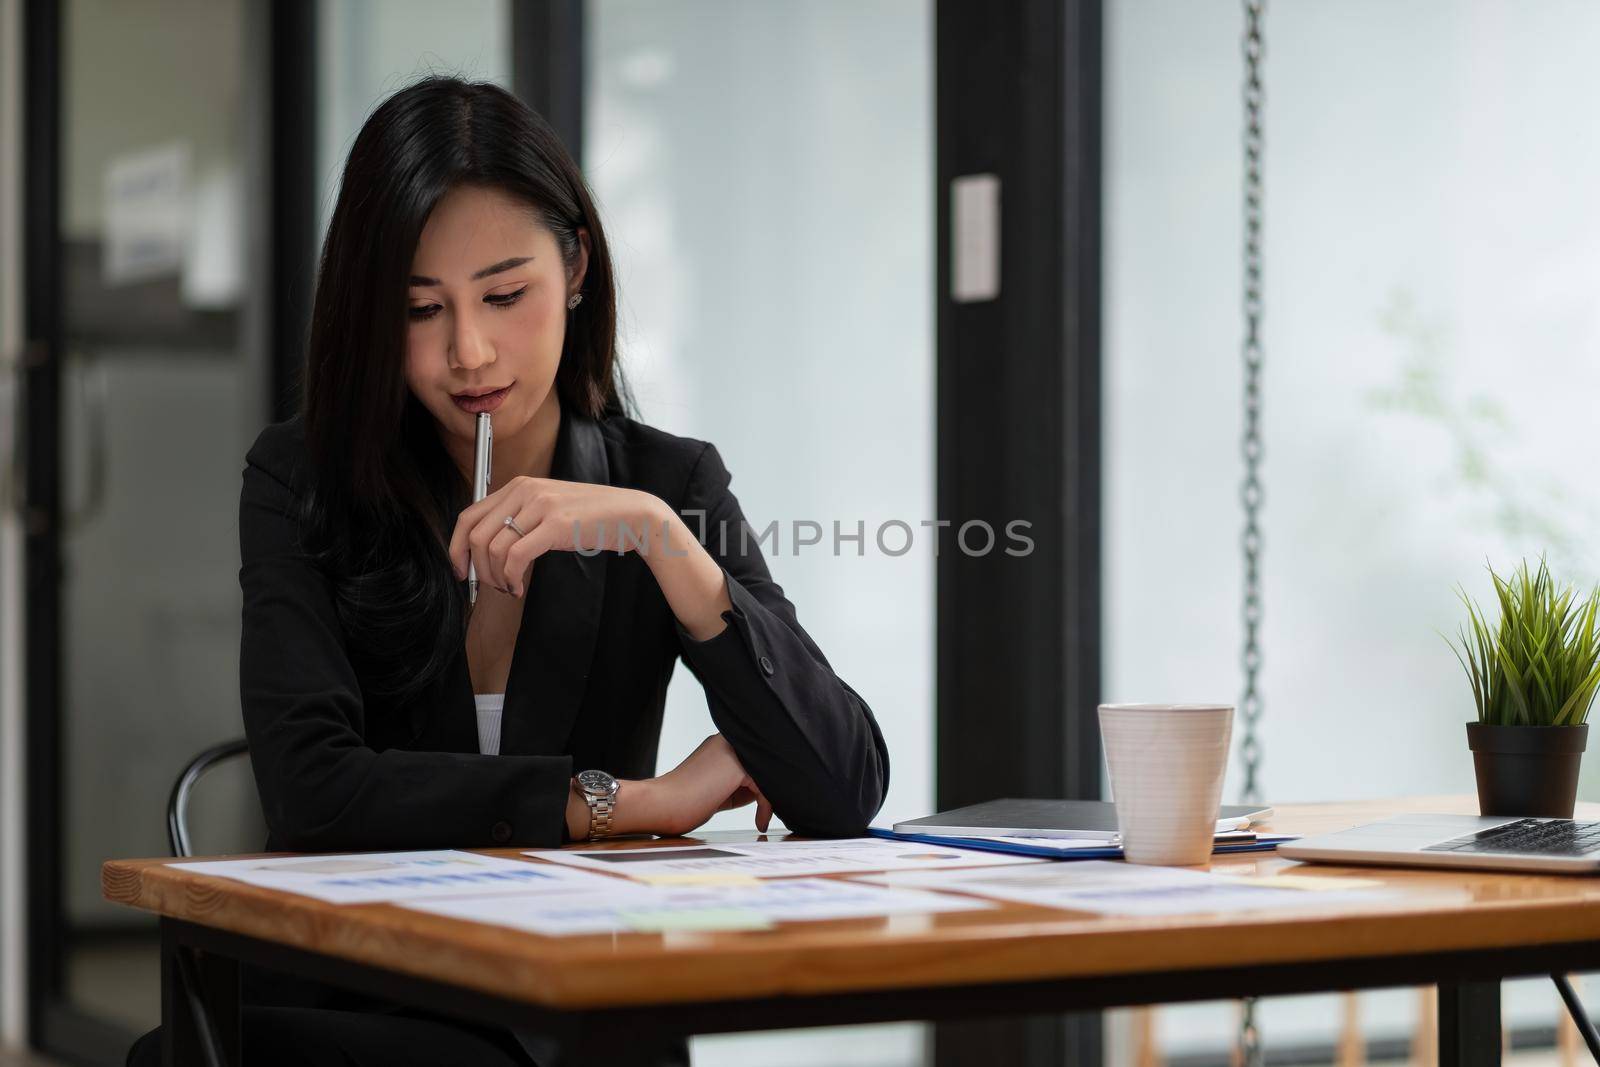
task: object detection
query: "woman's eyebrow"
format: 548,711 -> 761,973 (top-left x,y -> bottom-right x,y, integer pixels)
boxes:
409,256 -> 534,286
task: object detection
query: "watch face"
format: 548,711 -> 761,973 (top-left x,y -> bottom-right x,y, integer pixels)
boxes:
577,769 -> 619,797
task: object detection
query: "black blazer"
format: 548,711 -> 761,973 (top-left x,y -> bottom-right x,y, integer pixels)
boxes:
238,405 -> 890,852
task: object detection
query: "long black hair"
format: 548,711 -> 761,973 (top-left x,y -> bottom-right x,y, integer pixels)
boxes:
299,76 -> 627,700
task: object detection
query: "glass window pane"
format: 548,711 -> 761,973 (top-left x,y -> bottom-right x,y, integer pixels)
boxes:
1105,0 -> 1600,1057
586,2 -> 933,1063
58,0 -> 262,1035
315,0 -> 511,240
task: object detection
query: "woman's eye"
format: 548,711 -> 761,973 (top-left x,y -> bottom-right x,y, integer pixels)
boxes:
408,287 -> 523,321
485,286 -> 527,309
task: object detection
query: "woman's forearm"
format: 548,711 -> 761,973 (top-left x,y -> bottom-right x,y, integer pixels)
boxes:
563,733 -> 767,841
564,777 -> 683,840
637,503 -> 734,642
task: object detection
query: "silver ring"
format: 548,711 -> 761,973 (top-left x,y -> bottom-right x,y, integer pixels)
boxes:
503,515 -> 527,538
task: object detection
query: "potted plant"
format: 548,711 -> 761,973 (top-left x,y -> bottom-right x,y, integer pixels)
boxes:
1448,558 -> 1600,818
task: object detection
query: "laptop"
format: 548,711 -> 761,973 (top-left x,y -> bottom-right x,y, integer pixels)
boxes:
893,798 -> 1274,841
1279,813 -> 1600,874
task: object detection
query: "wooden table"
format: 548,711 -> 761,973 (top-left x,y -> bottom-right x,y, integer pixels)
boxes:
103,796 -> 1600,1066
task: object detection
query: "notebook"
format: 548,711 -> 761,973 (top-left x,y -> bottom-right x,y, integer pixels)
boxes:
892,798 -> 1274,841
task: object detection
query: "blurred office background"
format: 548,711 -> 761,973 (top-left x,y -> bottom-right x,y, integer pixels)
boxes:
1,1 -> 1598,1065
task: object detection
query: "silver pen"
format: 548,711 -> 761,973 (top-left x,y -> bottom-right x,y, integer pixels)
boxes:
467,411 -> 493,607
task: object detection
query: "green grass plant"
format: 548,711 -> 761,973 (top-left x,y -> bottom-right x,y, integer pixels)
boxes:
1448,558 -> 1600,727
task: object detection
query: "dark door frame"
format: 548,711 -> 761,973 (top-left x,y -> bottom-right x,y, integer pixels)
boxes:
932,2 -> 1104,1065
20,0 -> 150,1058
512,0 -> 585,162
21,0 -> 73,1059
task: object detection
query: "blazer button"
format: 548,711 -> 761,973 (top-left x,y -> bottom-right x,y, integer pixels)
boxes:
758,655 -> 775,676
491,821 -> 512,844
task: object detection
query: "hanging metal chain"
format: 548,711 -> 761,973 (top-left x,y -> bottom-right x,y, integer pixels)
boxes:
1237,4 -> 1266,1067
1239,0 -> 1266,813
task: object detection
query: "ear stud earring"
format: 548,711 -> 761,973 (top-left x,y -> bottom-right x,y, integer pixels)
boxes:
567,293 -> 583,310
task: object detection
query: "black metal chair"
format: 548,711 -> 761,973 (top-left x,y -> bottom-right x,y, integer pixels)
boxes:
167,737 -> 251,859
1555,974 -> 1600,1060
165,737 -> 251,1067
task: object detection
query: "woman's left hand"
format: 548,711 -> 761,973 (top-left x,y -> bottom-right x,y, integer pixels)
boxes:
449,476 -> 671,597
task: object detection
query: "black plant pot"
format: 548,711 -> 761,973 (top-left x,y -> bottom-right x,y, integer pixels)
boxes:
1466,722 -> 1588,818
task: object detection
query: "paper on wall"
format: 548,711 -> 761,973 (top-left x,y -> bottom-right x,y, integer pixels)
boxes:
103,142 -> 191,285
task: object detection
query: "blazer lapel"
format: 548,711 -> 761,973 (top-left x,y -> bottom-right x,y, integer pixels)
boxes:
498,406 -> 611,756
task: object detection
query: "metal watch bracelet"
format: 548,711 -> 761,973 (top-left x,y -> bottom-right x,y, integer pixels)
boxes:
574,770 -> 619,840
585,788 -> 615,839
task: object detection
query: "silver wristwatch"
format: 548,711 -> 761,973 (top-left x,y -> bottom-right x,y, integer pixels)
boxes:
574,769 -> 619,840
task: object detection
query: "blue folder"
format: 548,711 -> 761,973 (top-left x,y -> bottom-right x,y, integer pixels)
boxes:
868,825 -> 1297,860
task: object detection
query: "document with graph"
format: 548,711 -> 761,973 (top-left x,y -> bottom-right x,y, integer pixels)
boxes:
525,837 -> 1043,880
175,850 -> 615,904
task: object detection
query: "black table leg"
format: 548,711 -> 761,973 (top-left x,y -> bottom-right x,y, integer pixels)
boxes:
1439,979 -> 1501,1067
161,918 -> 241,1067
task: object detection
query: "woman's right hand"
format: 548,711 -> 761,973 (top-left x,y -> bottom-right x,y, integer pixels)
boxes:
654,734 -> 774,835
567,734 -> 773,840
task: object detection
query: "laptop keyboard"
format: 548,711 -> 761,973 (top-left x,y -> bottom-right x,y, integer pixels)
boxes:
1424,818 -> 1600,857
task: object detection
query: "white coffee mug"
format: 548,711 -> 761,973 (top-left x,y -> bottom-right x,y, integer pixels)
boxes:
1098,703 -> 1234,866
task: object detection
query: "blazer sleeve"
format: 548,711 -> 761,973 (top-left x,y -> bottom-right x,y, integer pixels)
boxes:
238,440 -> 574,851
671,442 -> 891,837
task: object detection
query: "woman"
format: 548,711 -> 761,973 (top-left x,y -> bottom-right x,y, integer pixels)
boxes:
129,75 -> 888,1066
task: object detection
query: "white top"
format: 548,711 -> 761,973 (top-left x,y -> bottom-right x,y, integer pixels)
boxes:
474,692 -> 505,756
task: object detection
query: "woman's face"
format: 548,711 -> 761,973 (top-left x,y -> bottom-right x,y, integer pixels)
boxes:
404,183 -> 587,446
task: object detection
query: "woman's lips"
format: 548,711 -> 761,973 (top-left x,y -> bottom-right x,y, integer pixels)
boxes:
452,385 -> 512,414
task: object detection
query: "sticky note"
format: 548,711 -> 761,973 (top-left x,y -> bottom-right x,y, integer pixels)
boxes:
616,907 -> 773,933
632,873 -> 764,887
